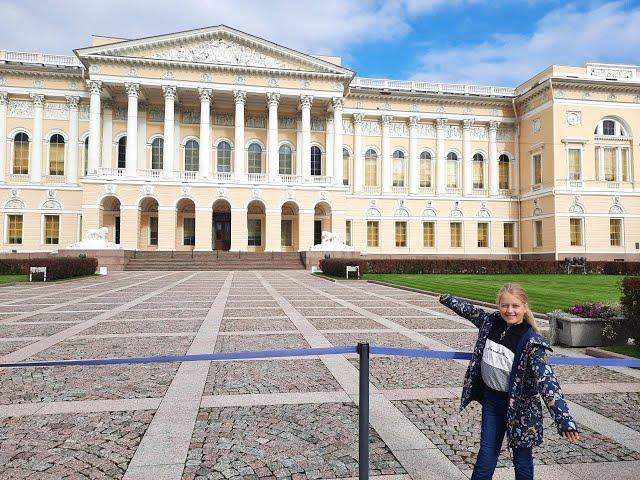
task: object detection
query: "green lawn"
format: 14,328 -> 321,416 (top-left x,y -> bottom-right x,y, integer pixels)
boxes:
363,273 -> 623,313
601,345 -> 640,359
0,274 -> 28,284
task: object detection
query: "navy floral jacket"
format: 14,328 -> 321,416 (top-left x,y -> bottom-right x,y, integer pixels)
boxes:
439,294 -> 578,449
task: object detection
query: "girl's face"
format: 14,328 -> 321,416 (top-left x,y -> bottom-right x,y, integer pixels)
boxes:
499,292 -> 526,326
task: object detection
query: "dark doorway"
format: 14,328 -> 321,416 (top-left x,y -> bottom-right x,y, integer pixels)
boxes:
115,216 -> 121,245
314,220 -> 322,246
213,212 -> 231,250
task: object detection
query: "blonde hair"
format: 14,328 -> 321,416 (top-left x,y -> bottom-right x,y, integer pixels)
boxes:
497,283 -> 540,334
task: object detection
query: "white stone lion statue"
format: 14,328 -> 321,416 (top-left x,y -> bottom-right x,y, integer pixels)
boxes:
68,227 -> 121,250
309,231 -> 355,252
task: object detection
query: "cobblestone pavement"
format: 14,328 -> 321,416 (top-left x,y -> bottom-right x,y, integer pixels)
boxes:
0,270 -> 638,479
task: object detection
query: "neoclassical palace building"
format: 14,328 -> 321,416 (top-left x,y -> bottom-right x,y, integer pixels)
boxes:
0,26 -> 638,260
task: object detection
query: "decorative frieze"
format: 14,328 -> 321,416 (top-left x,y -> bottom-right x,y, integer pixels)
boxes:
389,122 -> 408,137
361,120 -> 381,136
587,65 -> 635,80
44,102 -> 69,120
245,114 -> 265,128
79,104 -> 90,121
310,117 -> 325,132
496,126 -> 514,142
471,126 -> 487,141
147,107 -> 165,122
214,112 -> 234,126
113,105 -> 127,121
417,123 -> 436,139
445,125 -> 461,139
8,100 -> 34,118
342,119 -> 353,135
182,109 -> 200,125
278,116 -> 295,129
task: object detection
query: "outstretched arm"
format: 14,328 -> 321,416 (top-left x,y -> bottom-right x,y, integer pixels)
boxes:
438,293 -> 489,329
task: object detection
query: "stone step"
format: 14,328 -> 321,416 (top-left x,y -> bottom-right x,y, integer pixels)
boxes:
124,251 -> 305,271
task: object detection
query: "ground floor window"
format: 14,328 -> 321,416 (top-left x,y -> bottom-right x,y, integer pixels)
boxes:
450,222 -> 462,248
367,221 -> 379,247
477,222 -> 489,248
183,217 -> 195,246
149,216 -> 158,246
569,218 -> 583,246
610,218 -> 622,246
248,219 -> 262,246
281,219 -> 292,247
534,220 -> 543,248
7,214 -> 23,244
423,221 -> 434,248
44,215 -> 60,245
395,221 -> 407,247
345,220 -> 352,246
503,222 -> 515,248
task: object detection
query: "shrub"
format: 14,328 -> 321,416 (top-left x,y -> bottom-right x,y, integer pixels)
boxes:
0,257 -> 98,281
621,276 -> 640,344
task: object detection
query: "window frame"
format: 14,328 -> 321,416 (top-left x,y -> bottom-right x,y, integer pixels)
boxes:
566,146 -> 583,181
533,220 -> 543,248
345,220 -> 352,246
392,150 -> 406,187
248,142 -> 263,174
498,154 -> 511,190
472,153 -> 485,189
532,153 -> 542,186
503,222 -> 515,248
366,220 -> 379,247
247,218 -> 262,246
419,151 -> 433,188
395,221 -> 407,248
43,214 -> 60,245
569,217 -> 584,247
310,145 -> 322,176
609,218 -> 623,247
182,217 -> 196,246
216,140 -> 233,173
12,132 -> 30,175
6,214 -> 23,244
184,139 -> 199,172
423,221 -> 435,248
477,222 -> 489,248
446,152 -> 460,188
117,136 -> 127,169
47,133 -> 66,176
279,143 -> 293,175
450,221 -> 462,248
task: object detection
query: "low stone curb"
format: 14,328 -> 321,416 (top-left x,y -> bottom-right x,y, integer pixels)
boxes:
585,346 -> 638,360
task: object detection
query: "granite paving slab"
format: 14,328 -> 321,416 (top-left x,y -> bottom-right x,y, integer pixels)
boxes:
386,317 -> 470,330
80,318 -> 204,335
223,307 -> 286,318
568,393 -> 640,433
12,312 -> 104,323
324,332 -> 427,349
0,323 -> 81,338
425,331 -> 478,351
219,317 -> 296,332
108,308 -> 209,320
362,307 -> 429,317
214,334 -> 309,353
307,317 -> 385,330
295,307 -> 360,317
0,340 -> 36,355
553,365 -> 639,384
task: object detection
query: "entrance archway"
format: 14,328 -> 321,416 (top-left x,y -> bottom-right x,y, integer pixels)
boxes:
247,200 -> 266,252
176,198 -> 196,250
138,197 -> 159,250
313,201 -> 332,246
212,199 -> 231,251
99,196 -> 121,245
281,201 -> 299,252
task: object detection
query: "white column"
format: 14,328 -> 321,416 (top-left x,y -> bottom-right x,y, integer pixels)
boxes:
0,92 -> 7,183
233,90 -> 246,181
137,102 -> 147,170
300,95 -> 313,180
125,83 -> 139,177
409,116 -> 419,194
436,118 -> 446,195
101,100 -> 113,170
353,114 -> 363,193
198,88 -> 212,179
616,146 -> 622,182
30,93 -> 44,183
488,120 -> 499,196
162,85 -> 176,178
87,80 -> 102,175
326,116 -> 334,179
381,115 -> 392,193
66,96 -> 80,184
266,92 -> 280,181
462,119 -> 473,196
295,114 -> 302,176
332,97 -> 344,185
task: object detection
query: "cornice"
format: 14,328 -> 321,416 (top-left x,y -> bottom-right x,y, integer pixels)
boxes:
346,91 -> 513,108
0,67 -> 83,80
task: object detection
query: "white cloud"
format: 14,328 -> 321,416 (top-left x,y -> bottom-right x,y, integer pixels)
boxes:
410,1 -> 640,86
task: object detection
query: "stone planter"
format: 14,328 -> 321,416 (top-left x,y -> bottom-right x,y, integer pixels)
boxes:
547,311 -> 606,347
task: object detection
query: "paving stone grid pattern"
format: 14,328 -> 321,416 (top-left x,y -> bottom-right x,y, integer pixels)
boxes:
0,271 -> 639,480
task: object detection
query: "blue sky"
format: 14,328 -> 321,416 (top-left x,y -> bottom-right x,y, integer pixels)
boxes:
1,0 -> 639,87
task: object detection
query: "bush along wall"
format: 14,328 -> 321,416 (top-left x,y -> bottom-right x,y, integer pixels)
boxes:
621,276 -> 640,345
318,258 -> 640,278
0,257 -> 98,281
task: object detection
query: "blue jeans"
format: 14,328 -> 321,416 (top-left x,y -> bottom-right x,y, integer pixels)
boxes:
471,389 -> 534,480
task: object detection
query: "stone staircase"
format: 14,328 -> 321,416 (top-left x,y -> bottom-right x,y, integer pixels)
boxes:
124,251 -> 306,271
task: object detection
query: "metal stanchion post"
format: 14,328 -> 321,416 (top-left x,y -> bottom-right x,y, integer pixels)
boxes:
358,342 -> 370,480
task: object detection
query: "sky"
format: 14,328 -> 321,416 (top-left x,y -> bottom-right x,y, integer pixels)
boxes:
1,0 -> 639,87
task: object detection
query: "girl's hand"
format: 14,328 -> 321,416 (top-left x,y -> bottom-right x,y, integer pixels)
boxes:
562,430 -> 580,443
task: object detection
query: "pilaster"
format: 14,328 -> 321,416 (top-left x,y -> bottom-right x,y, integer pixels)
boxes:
125,83 -> 139,177
87,80 -> 102,176
198,88 -> 212,179
66,96 -> 80,184
436,118 -> 446,195
353,114 -> 364,193
332,97 -> 344,185
30,93 -> 45,183
162,85 -> 177,179
0,91 -> 8,183
233,90 -> 246,181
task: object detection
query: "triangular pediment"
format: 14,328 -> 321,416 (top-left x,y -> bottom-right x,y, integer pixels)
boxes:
75,25 -> 353,76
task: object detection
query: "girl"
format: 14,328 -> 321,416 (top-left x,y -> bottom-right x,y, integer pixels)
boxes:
439,283 -> 580,480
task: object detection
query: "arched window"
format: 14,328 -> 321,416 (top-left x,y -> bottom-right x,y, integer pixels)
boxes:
499,154 -> 510,190
151,138 -> 164,170
364,149 -> 378,187
472,153 -> 485,189
13,132 -> 30,175
184,139 -> 199,172
117,136 -> 127,169
595,118 -> 628,137
310,146 -> 322,176
279,144 -> 292,175
217,141 -> 232,173
392,150 -> 405,187
419,151 -> 432,188
343,147 -> 350,186
248,143 -> 262,174
83,137 -> 89,175
446,152 -> 459,188
48,134 -> 65,176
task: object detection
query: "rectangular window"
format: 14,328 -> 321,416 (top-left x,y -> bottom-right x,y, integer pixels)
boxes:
503,222 -> 515,248
534,220 -> 543,248
44,215 -> 60,245
149,216 -> 158,246
365,158 -> 377,187
446,160 -> 458,188
604,147 -> 616,181
183,217 -> 195,246
499,159 -> 510,190
7,215 -> 23,244
450,222 -> 462,248
621,148 -> 630,182
610,218 -> 622,246
281,219 -> 292,247
473,160 -> 484,189
569,218 -> 583,246
345,220 -> 352,246
423,221 -> 435,248
395,221 -> 407,247
14,139 -> 29,175
477,222 -> 489,248
49,142 -> 65,175
568,148 -> 581,180
247,219 -> 262,246
367,221 -> 379,247
533,154 -> 542,185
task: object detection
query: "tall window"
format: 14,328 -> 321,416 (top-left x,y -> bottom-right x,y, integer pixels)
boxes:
279,144 -> 292,175
420,151 -> 432,188
7,215 -> 23,244
533,154 -> 542,185
364,149 -> 378,186
343,148 -> 350,185
392,150 -> 405,187
367,221 -> 379,247
604,147 -> 616,181
621,149 -> 630,182
44,215 -> 60,245
423,221 -> 435,248
248,219 -> 262,246
149,216 -> 158,246
450,222 -> 462,248
13,133 -> 29,174
534,220 -> 543,247
151,138 -> 164,170
281,220 -> 292,247
498,154 -> 510,189
117,136 -> 127,169
248,143 -> 263,174
477,222 -> 489,248
184,139 -> 199,172
503,223 -> 515,248
446,152 -> 459,188
569,218 -> 583,246
595,118 -> 628,137
568,148 -> 581,180
49,134 -> 65,175
345,220 -> 352,246
310,146 -> 322,176
472,153 -> 485,189
217,141 -> 232,173
395,221 -> 407,247
183,217 -> 195,246
610,218 -> 622,246
83,137 -> 89,175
